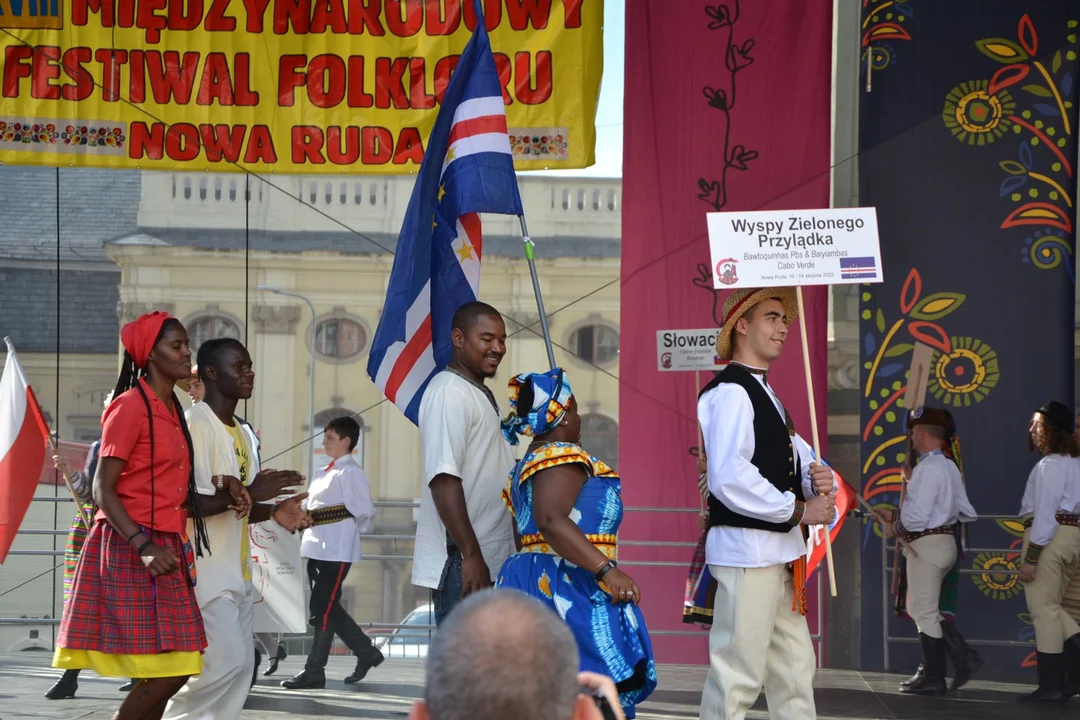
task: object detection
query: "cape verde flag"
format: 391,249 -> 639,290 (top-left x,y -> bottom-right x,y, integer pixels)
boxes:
367,10 -> 523,424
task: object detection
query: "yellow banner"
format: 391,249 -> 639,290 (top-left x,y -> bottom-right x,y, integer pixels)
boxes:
0,0 -> 601,173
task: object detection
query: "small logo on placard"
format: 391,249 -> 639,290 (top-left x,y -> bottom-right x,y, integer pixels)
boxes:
716,258 -> 739,286
661,352 -> 673,369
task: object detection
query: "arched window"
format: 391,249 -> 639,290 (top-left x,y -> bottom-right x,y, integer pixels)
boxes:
187,314 -> 242,353
581,414 -> 618,470
315,317 -> 368,360
569,324 -> 619,365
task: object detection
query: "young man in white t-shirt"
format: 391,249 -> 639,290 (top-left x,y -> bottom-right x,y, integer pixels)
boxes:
415,302 -> 516,625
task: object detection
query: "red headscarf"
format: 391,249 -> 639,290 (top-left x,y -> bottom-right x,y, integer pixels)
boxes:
120,312 -> 174,368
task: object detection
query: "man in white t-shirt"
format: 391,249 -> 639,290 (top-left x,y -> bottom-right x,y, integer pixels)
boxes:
415,302 -> 516,626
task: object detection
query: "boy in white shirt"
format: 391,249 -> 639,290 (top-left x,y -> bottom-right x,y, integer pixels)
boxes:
283,416 -> 381,689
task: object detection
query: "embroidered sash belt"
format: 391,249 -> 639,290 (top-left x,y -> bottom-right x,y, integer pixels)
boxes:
901,523 -> 957,544
519,532 -> 617,561
309,504 -> 353,526
1022,512 -> 1080,529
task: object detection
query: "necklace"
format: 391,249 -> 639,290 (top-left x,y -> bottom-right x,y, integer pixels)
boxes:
447,365 -> 499,414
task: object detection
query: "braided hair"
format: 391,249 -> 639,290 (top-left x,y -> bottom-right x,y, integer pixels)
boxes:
112,319 -> 211,557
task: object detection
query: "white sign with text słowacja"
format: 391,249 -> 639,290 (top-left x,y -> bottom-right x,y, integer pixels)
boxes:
707,207 -> 883,289
656,328 -> 726,372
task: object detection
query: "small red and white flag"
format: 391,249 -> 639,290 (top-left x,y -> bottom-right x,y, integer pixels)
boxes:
0,338 -> 50,564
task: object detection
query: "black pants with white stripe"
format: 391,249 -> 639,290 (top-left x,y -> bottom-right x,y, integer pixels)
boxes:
305,559 -> 373,670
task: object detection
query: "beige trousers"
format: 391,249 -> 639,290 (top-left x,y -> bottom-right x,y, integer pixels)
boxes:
1023,526 -> 1080,653
903,534 -> 957,639
699,564 -> 816,720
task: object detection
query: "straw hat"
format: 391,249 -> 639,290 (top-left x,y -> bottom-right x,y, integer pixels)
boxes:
715,287 -> 799,360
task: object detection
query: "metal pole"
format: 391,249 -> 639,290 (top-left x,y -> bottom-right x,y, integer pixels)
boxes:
517,215 -> 556,369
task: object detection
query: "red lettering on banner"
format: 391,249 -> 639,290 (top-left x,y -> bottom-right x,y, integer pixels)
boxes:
128,49 -> 146,102
311,0 -> 347,33
433,54 -> 458,104
327,126 -> 359,164
348,0 -> 385,34
293,126 -> 326,164
462,0 -> 499,31
145,50 -> 200,105
196,52 -> 235,105
233,54 -> 259,105
94,49 -> 128,102
166,124 -> 201,161
117,0 -> 136,28
129,122 -> 165,159
278,55 -> 307,106
136,0 -> 168,43
240,0 -> 270,31
563,0 -> 582,27
169,0 -> 204,30
308,54 -> 346,107
200,123 -> 246,162
393,126 -> 423,164
375,57 -> 410,109
347,56 -> 374,107
505,0 -> 550,30
409,58 -> 435,109
3,46 -> 32,99
363,126 -> 393,163
275,0 -> 311,34
493,52 -> 511,104
514,50 -> 551,104
425,0 -> 460,35
245,125 -> 277,163
30,46 -> 62,100
385,0 -> 422,36
61,47 -> 94,102
206,0 -> 237,31
72,0 -> 114,26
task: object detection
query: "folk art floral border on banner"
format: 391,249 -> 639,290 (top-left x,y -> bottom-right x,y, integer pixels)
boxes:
860,1 -> 1080,675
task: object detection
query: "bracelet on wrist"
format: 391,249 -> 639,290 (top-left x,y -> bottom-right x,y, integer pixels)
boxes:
136,540 -> 153,555
594,560 -> 617,582
127,529 -> 143,542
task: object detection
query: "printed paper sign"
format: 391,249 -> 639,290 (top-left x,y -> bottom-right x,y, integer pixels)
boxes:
656,328 -> 726,372
707,207 -> 883,288
250,520 -> 306,633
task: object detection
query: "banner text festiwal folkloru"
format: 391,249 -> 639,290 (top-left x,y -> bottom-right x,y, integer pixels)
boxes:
0,0 -> 601,173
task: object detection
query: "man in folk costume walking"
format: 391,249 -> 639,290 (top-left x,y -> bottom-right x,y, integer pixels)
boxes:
877,407 -> 979,694
697,288 -> 836,720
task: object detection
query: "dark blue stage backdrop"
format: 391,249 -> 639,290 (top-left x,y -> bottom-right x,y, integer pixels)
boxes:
859,1 -> 1080,679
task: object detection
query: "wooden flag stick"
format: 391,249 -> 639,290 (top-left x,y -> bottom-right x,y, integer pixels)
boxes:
45,434 -> 91,531
795,286 -> 837,597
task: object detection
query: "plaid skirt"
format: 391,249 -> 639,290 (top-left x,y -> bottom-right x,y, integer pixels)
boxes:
682,530 -> 717,626
58,520 -> 207,655
62,503 -> 95,606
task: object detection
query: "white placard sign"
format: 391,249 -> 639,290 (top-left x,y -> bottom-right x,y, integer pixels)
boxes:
656,328 -> 726,372
249,519 -> 307,633
707,207 -> 882,288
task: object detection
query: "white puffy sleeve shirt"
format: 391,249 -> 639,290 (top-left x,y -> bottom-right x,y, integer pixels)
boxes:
697,371 -> 820,568
899,453 -> 977,533
300,454 -> 376,564
1019,454 -> 1080,549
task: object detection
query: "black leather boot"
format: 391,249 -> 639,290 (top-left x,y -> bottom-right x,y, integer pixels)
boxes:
902,633 -> 947,695
45,669 -> 79,700
900,665 -> 924,688
251,645 -> 262,688
344,645 -> 385,685
1065,633 -> 1080,698
941,622 -> 983,691
282,628 -> 333,690
1018,651 -> 1067,703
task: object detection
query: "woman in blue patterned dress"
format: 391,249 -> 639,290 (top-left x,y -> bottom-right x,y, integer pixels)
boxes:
496,368 -> 656,718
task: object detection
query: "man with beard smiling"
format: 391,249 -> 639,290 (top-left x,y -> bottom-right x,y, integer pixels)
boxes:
414,301 -> 516,626
164,338 -> 311,719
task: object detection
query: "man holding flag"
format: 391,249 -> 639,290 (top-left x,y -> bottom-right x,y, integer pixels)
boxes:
366,1 -> 524,625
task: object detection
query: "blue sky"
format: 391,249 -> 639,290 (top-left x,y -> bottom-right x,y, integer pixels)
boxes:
536,1 -> 623,178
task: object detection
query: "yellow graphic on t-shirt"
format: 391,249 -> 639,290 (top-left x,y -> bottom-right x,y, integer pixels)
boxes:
226,423 -> 252,583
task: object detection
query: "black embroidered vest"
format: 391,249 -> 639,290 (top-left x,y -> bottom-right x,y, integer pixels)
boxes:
699,364 -> 803,533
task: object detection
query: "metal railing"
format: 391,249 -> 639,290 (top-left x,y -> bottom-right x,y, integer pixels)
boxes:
879,513 -> 1030,671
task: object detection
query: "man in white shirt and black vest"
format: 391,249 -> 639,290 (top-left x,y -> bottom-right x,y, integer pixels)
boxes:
879,406 -> 978,695
697,287 -> 836,720
1015,400 -> 1080,702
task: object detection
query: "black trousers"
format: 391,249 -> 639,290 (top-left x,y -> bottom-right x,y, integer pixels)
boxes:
306,558 -> 373,669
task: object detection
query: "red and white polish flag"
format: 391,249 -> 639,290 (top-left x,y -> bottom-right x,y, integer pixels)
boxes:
0,338 -> 50,564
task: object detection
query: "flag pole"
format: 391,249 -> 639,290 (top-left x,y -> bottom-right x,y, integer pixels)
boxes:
46,433 -> 92,532
518,215 -> 557,370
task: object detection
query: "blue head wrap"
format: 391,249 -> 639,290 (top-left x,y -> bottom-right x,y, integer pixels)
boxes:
500,368 -> 574,445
